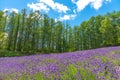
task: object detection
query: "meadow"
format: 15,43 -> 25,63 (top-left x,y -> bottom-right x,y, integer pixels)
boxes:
0,1 -> 120,80
0,46 -> 120,80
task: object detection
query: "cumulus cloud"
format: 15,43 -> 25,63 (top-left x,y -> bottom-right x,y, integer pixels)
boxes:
40,0 -> 70,13
27,0 -> 111,21
27,2 -> 50,12
106,0 -> 111,2
71,0 -> 111,12
3,8 -> 19,13
91,0 -> 103,10
27,0 -> 69,13
3,8 -> 9,12
59,14 -> 76,21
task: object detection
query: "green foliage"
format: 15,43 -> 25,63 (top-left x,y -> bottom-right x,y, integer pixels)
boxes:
101,56 -> 108,62
60,64 -> 96,80
0,32 -> 8,49
67,64 -> 78,76
4,73 -> 44,80
79,67 -> 96,80
61,64 -> 78,80
0,9 -> 120,56
0,50 -> 25,57
35,73 -> 44,80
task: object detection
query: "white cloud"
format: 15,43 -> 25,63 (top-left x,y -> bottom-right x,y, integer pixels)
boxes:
27,2 -> 50,12
11,8 -> 19,13
91,0 -> 103,10
54,3 -> 70,13
73,9 -> 77,14
76,0 -> 90,12
71,0 -> 77,3
27,0 -> 111,21
40,0 -> 70,13
40,0 -> 55,9
3,8 -> 9,12
59,14 -> 76,21
71,0 -> 111,12
3,8 -> 19,13
28,0 -> 70,13
106,0 -> 111,2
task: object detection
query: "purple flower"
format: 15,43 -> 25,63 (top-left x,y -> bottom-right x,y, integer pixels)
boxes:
0,46 -> 120,79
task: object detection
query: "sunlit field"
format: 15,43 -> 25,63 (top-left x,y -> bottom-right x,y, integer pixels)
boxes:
0,46 -> 120,80
0,0 -> 120,80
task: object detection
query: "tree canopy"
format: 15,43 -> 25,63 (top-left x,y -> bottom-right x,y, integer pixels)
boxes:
0,9 -> 120,54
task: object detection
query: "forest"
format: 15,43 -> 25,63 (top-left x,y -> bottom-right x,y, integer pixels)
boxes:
0,9 -> 120,55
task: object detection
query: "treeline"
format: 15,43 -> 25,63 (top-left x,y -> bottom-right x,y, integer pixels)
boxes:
0,9 -> 120,53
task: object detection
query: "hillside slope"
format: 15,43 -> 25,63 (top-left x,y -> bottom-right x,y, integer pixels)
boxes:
0,46 -> 120,80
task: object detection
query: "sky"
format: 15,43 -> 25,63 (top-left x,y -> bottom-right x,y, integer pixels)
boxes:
0,0 -> 120,26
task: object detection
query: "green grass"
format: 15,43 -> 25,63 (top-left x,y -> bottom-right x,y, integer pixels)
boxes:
0,50 -> 21,57
0,50 -> 36,57
60,64 -> 96,80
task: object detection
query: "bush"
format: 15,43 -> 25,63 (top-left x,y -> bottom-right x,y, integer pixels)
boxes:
0,50 -> 22,57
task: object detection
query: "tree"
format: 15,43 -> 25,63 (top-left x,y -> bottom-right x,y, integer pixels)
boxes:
17,9 -> 26,51
1,9 -> 120,54
0,11 -> 7,49
99,17 -> 114,46
7,12 -> 16,50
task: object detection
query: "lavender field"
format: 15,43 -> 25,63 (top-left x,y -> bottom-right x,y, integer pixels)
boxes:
0,46 -> 120,80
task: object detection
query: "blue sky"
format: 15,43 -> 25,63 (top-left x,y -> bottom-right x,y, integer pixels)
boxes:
0,0 -> 120,26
